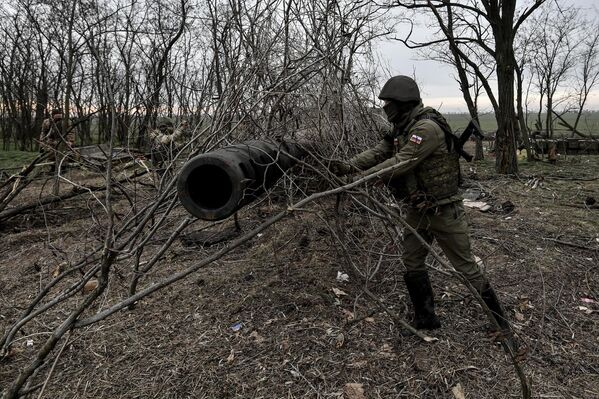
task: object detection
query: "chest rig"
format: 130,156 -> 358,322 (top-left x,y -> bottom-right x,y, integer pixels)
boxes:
387,109 -> 461,208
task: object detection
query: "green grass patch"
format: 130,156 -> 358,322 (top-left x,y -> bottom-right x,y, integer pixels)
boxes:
517,154 -> 599,177
0,150 -> 38,170
444,111 -> 599,136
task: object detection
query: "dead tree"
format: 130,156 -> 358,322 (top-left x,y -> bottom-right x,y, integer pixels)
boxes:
571,22 -> 599,135
393,0 -> 547,174
529,1 -> 579,138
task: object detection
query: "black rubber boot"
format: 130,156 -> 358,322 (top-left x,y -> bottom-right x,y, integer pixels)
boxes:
479,283 -> 510,331
478,283 -> 523,355
404,271 -> 441,330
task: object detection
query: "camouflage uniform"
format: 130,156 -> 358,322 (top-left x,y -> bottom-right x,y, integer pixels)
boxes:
348,104 -> 487,292
333,76 -> 510,333
149,118 -> 187,171
39,109 -> 75,163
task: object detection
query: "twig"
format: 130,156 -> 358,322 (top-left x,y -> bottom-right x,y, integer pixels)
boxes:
362,287 -> 437,342
542,237 -> 598,251
73,158 -> 420,328
36,333 -> 70,399
0,170 -> 148,223
317,212 -> 434,341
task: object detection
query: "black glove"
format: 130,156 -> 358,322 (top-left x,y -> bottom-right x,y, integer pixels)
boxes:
328,160 -> 353,176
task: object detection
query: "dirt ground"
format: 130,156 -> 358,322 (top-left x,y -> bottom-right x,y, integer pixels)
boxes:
1,155 -> 598,398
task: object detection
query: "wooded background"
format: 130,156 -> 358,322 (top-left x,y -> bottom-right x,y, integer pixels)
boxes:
1,0 -> 598,172
1,2 -> 599,398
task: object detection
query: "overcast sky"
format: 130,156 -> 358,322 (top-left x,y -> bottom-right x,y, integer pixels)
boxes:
380,0 -> 599,113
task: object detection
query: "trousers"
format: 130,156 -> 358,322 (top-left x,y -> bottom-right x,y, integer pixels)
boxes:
401,201 -> 487,291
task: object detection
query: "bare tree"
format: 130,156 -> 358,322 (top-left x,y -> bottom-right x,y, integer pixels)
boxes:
392,0 -> 546,174
528,0 -> 579,137
571,21 -> 599,134
417,3 -> 494,160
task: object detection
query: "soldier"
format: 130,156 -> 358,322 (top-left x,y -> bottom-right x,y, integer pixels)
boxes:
331,76 -> 511,336
148,117 -> 187,174
39,108 -> 75,171
547,142 -> 558,164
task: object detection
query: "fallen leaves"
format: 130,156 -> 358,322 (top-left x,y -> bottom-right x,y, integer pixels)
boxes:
3,345 -> 24,360
249,330 -> 265,344
347,360 -> 368,369
343,383 -> 365,399
378,342 -> 395,358
451,383 -> 466,399
51,262 -> 67,278
340,308 -> 354,321
82,279 -> 98,294
334,333 -> 345,348
226,348 -> 235,363
576,306 -> 596,315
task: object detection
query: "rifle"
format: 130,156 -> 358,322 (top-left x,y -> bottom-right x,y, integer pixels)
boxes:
454,119 -> 484,162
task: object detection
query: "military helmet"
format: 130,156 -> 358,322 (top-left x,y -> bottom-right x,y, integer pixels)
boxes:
378,75 -> 421,103
51,108 -> 63,116
157,117 -> 174,129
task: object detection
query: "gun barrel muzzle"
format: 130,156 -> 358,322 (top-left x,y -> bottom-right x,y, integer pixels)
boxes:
177,140 -> 306,220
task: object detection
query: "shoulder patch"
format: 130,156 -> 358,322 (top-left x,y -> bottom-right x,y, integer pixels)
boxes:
409,134 -> 423,144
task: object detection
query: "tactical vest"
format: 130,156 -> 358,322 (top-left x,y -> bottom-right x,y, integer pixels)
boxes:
389,110 -> 461,207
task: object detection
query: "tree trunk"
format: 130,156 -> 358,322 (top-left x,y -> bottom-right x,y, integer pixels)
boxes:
494,38 -> 518,174
515,66 -> 533,161
546,95 -> 553,138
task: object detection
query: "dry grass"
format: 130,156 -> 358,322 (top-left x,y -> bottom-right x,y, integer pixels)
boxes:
1,156 -> 598,398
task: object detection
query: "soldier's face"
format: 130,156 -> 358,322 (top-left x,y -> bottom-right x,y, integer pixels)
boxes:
53,114 -> 63,121
383,100 -> 415,126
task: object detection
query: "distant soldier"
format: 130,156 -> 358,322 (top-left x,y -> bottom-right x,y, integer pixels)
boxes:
513,114 -> 522,149
148,117 -> 187,174
39,108 -> 75,171
548,142 -> 558,164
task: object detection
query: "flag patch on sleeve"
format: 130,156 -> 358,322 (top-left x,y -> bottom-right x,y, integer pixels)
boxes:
409,134 -> 423,144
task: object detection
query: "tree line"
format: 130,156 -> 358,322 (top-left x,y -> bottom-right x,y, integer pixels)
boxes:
0,0 -> 391,153
0,0 -> 597,173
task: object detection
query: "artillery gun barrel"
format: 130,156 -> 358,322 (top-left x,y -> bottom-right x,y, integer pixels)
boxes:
177,140 -> 307,221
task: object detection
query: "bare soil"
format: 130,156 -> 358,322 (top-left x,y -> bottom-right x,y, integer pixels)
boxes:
1,156 -> 598,398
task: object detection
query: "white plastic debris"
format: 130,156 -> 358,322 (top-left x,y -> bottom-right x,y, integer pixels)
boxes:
336,271 -> 349,282
474,255 -> 485,269
463,199 -> 492,212
26,339 -> 34,347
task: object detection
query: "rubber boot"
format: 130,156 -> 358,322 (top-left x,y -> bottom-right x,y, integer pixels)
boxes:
404,271 -> 441,330
479,283 -> 521,354
479,283 -> 510,331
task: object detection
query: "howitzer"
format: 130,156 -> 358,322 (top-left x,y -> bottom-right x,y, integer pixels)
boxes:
455,119 -> 485,162
177,140 -> 307,221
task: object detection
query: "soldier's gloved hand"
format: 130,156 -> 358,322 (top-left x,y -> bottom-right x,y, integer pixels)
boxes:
328,160 -> 353,176
339,174 -> 355,185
